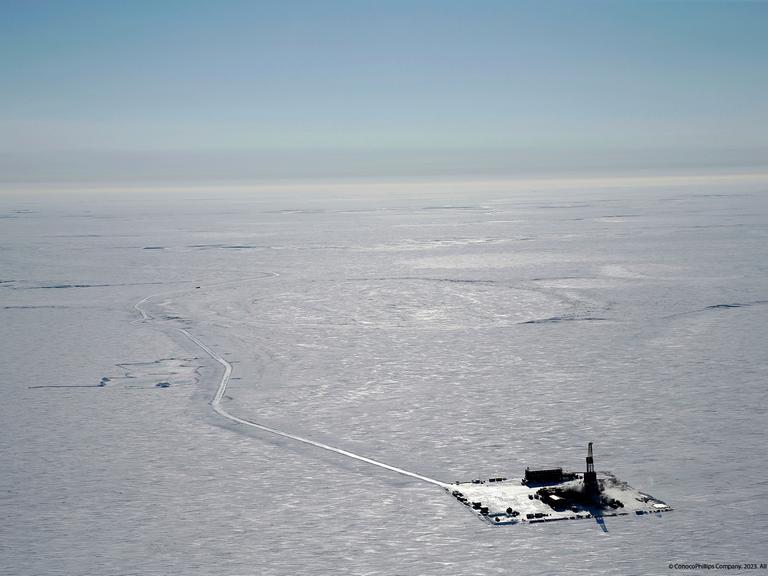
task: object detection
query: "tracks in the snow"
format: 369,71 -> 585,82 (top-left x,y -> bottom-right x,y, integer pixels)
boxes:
134,275 -> 448,488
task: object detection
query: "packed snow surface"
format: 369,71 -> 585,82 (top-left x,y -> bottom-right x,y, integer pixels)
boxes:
1,180 -> 767,575
451,471 -> 671,525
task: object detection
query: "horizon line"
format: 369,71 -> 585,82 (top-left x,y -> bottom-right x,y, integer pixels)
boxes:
2,169 -> 768,197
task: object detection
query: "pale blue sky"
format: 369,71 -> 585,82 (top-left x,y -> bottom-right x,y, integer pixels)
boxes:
1,0 -> 766,182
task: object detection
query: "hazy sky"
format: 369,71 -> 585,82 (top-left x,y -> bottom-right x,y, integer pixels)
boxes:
1,0 -> 767,182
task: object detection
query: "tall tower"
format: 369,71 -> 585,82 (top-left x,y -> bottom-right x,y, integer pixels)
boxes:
584,442 -> 599,495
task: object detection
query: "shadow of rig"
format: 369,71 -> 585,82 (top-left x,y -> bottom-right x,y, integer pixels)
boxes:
448,443 -> 672,526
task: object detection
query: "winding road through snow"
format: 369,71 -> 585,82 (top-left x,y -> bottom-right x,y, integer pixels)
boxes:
135,278 -> 449,488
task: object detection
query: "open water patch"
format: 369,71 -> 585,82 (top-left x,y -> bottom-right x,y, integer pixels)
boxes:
665,299 -> 768,318
19,281 -> 168,290
3,305 -> 64,310
705,302 -> 766,310
519,316 -> 607,325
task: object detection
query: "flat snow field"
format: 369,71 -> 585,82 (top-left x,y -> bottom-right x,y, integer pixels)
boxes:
1,179 -> 767,575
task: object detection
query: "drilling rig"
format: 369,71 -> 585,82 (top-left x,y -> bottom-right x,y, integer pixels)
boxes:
584,442 -> 599,497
